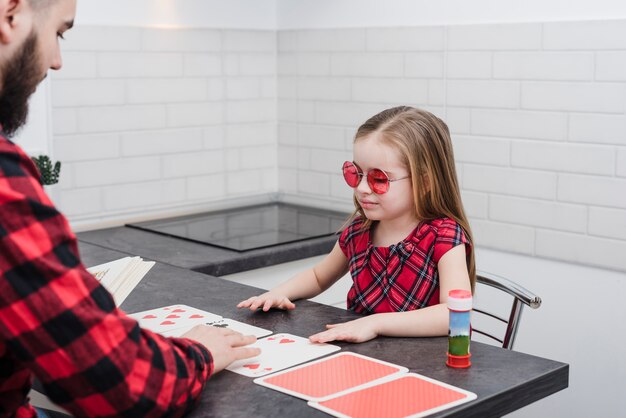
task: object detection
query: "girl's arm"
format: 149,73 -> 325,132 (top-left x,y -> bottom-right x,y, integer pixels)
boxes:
309,244 -> 471,343
237,242 -> 349,311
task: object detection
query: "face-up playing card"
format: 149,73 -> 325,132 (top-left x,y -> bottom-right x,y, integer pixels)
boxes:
204,318 -> 272,338
254,352 -> 408,401
227,333 -> 340,377
308,373 -> 477,418
161,318 -> 272,339
127,305 -> 222,335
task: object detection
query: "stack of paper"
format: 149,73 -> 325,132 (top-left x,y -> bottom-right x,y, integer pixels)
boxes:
87,256 -> 155,306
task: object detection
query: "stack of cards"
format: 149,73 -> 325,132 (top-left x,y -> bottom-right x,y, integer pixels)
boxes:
88,256 -> 155,306
127,305 -> 272,338
255,352 -> 477,418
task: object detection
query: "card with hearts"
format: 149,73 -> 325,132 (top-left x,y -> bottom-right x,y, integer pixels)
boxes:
161,318 -> 272,339
227,333 -> 341,377
254,352 -> 408,401
204,318 -> 272,338
127,305 -> 222,334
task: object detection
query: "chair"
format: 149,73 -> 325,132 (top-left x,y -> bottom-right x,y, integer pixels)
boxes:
472,271 -> 542,350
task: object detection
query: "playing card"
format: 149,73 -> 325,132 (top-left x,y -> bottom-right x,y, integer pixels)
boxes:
127,305 -> 222,335
227,333 -> 341,377
204,318 -> 272,338
308,373 -> 477,418
161,318 -> 272,339
254,352 -> 408,401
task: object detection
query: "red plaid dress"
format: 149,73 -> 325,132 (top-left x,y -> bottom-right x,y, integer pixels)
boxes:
339,217 -> 471,314
0,134 -> 212,418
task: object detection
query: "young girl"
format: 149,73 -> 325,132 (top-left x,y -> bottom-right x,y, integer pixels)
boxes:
238,106 -> 475,344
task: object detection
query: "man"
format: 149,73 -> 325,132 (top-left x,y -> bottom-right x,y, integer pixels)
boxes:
0,1 -> 259,417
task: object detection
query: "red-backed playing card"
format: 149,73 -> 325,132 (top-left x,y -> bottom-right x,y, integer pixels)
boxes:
254,352 -> 407,401
308,373 -> 477,418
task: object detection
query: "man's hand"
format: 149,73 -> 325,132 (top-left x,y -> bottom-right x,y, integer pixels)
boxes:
182,325 -> 260,373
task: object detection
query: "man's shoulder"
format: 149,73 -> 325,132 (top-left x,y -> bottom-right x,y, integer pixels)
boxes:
0,134 -> 24,158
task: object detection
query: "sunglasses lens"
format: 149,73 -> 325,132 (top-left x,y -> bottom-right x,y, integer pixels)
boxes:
368,169 -> 390,194
342,162 -> 360,187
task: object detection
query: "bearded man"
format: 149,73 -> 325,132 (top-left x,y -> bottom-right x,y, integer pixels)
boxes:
0,1 -> 259,417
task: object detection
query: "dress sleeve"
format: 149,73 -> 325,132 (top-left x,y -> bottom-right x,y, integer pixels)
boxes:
338,216 -> 363,258
432,219 -> 471,264
0,145 -> 212,417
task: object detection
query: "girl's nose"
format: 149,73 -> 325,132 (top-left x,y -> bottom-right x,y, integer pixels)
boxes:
356,174 -> 372,194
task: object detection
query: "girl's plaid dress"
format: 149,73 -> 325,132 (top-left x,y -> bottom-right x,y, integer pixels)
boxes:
339,217 -> 471,314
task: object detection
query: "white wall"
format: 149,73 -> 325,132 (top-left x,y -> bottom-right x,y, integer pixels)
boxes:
276,22 -> 626,273
76,0 -> 277,29
51,26 -> 278,228
277,0 -> 626,28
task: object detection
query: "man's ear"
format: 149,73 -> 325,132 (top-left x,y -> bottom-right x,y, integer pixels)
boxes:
0,0 -> 25,45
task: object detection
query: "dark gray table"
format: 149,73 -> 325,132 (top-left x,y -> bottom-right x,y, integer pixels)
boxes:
77,242 -> 569,418
78,226 -> 337,276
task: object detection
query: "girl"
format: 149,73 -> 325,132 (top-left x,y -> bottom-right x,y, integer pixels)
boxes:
238,106 -> 475,344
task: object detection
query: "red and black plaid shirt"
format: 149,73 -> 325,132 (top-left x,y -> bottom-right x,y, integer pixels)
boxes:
0,134 -> 213,418
339,217 -> 470,314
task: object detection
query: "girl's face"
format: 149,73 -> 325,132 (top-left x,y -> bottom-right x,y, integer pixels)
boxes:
352,133 -> 416,224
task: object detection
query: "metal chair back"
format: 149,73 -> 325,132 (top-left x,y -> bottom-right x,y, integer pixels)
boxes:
472,271 -> 542,350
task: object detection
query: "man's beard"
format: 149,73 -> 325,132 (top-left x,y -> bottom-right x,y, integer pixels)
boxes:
0,31 -> 42,138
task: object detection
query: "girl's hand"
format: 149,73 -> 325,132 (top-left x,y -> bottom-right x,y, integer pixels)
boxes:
237,292 -> 296,312
308,316 -> 379,344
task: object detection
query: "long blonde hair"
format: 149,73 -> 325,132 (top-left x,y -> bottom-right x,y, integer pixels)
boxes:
351,106 -> 476,290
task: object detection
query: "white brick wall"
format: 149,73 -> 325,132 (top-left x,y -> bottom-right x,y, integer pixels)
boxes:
276,20 -> 626,272
51,26 -> 276,226
50,21 -> 626,272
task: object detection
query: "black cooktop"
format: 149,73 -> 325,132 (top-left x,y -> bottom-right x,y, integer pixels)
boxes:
126,203 -> 349,252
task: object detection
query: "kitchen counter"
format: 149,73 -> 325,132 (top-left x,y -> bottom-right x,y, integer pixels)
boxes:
78,225 -> 338,276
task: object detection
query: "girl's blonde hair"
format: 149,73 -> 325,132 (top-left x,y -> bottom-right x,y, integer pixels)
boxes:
352,106 -> 476,290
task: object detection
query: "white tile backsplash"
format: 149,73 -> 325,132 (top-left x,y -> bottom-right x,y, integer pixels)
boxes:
589,206 -> 626,240
141,28 -> 221,52
51,80 -> 125,107
330,52 -> 404,77
463,165 -> 557,200
447,80 -> 520,108
569,113 -> 626,146
366,27 -> 445,51
404,53 -> 444,78
493,52 -> 594,81
446,52 -> 492,79
98,52 -> 184,78
352,77 -> 429,104
521,82 -> 626,113
447,23 -> 542,51
558,174 -> 626,208
543,20 -> 626,50
121,129 -> 204,157
471,109 -> 568,141
51,22 -> 626,272
511,141 -> 615,175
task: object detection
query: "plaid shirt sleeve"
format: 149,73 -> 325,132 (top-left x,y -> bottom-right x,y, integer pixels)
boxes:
0,136 -> 213,418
